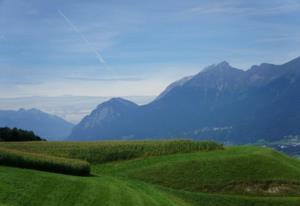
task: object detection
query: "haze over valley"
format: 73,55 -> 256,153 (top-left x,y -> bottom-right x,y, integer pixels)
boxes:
0,95 -> 154,123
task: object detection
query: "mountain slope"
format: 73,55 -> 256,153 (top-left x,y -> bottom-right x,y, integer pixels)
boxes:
0,109 -> 74,140
70,57 -> 300,143
70,98 -> 138,140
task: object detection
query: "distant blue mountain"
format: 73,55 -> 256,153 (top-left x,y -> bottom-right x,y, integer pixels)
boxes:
0,108 -> 74,140
70,98 -> 138,140
69,57 -> 300,144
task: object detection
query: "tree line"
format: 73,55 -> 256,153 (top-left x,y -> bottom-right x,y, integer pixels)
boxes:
0,127 -> 44,141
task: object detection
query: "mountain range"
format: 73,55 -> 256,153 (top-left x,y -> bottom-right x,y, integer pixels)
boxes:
0,108 -> 74,140
69,57 -> 300,144
0,96 -> 154,124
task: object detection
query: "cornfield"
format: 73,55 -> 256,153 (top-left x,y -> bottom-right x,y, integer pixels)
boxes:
0,140 -> 223,164
0,147 -> 90,176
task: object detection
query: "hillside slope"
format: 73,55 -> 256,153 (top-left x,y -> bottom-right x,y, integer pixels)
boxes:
93,146 -> 300,196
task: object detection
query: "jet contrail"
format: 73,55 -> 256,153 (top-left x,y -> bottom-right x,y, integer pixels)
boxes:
57,9 -> 107,68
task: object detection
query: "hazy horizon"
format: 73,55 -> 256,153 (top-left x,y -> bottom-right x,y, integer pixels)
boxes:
0,95 -> 155,123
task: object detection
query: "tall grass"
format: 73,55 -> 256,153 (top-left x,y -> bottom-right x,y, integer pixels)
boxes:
0,147 -> 90,176
0,140 -> 223,164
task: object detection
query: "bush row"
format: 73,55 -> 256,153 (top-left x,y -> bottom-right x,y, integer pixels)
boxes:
0,147 -> 90,176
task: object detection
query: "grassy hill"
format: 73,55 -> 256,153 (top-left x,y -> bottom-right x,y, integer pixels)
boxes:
94,146 -> 300,196
0,141 -> 299,206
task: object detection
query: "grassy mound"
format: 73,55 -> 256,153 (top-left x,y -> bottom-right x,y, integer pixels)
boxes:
0,147 -> 90,176
0,140 -> 223,163
93,146 -> 300,196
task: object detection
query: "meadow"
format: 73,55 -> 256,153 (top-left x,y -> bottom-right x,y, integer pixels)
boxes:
0,140 -> 299,206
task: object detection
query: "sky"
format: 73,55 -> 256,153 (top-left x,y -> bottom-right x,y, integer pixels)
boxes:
1,0 -> 300,98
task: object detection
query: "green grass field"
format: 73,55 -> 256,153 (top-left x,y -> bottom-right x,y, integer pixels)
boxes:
0,140 -> 299,206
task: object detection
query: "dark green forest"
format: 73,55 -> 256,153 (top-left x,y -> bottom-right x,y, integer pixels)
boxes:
0,127 -> 43,141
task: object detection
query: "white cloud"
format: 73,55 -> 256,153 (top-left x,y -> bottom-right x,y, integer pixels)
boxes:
254,34 -> 300,43
185,1 -> 300,16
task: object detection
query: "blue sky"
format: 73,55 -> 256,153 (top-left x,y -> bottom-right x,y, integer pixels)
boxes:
1,0 -> 300,97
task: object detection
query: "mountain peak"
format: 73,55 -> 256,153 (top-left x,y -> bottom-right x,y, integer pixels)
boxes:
96,97 -> 138,110
108,97 -> 129,104
202,61 -> 235,73
216,61 -> 230,67
108,97 -> 136,105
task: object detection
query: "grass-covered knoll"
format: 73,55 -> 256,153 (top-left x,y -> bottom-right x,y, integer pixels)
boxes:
93,146 -> 300,196
0,140 -> 223,163
0,147 -> 90,176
